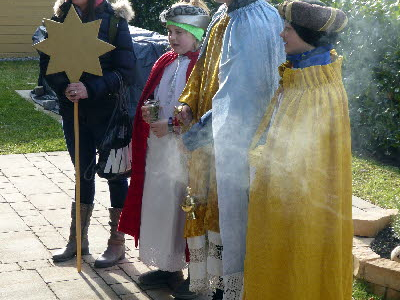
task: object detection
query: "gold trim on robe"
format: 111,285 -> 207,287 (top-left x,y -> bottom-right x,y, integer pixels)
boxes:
180,15 -> 230,238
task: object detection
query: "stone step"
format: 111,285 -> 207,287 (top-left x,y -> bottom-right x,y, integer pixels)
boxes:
352,195 -> 398,238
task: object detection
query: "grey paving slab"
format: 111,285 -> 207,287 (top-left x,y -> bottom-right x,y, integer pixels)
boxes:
110,282 -> 143,296
19,259 -> 53,270
58,180 -> 76,192
11,175 -> 63,195
49,276 -> 118,300
97,215 -> 112,226
97,179 -> 111,192
121,293 -> 152,300
9,200 -> 37,212
46,155 -> 75,171
96,268 -> 133,284
0,184 -> 19,194
0,213 -> 30,232
0,154 -> 34,169
0,270 -> 57,300
62,187 -> 76,197
92,207 -> 111,218
1,192 -> 28,203
0,152 -> 179,299
31,160 -> 61,172
95,190 -> 112,206
16,208 -> 41,217
24,152 -> 47,158
0,202 -> 15,214
37,261 -> 99,283
27,192 -> 72,210
86,224 -> 110,255
21,213 -> 51,227
119,261 -> 152,279
126,247 -> 140,259
46,151 -> 70,157
64,170 -> 76,181
40,208 -> 71,228
0,180 -> 13,190
46,171 -> 74,183
0,262 -> 20,273
38,231 -> 67,250
0,231 -> 51,263
2,166 -> 44,177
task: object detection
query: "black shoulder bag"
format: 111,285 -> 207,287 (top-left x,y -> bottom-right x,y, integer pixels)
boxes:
93,16 -> 133,181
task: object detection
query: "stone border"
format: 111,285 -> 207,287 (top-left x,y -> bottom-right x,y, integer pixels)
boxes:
353,237 -> 400,299
15,90 -> 62,124
353,195 -> 398,237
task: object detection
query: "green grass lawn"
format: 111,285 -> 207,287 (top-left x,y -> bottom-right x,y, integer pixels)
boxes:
353,155 -> 400,210
1,59 -> 398,300
0,60 -> 65,154
352,156 -> 400,300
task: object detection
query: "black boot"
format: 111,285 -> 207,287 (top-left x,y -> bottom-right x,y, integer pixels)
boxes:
212,288 -> 224,300
172,276 -> 197,299
138,270 -> 184,289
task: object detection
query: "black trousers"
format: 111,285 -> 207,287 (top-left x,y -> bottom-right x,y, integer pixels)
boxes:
62,116 -> 128,208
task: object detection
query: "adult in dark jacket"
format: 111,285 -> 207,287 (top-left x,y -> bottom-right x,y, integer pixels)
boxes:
39,0 -> 135,268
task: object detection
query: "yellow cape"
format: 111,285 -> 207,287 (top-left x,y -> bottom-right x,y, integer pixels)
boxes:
244,53 -> 353,300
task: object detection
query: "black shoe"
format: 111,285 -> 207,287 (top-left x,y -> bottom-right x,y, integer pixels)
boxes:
172,277 -> 197,299
212,288 -> 224,300
138,270 -> 183,289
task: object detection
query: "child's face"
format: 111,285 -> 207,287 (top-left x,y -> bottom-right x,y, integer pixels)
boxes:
167,25 -> 197,55
280,21 -> 315,55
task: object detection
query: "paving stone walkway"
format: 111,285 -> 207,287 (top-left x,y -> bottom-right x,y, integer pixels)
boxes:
0,152 -> 177,300
2,151 -> 395,300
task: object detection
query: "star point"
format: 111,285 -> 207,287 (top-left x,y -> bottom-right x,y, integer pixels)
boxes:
33,6 -> 115,83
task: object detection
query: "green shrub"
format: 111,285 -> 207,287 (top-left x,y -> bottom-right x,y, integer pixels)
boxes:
130,0 -> 400,163
272,0 -> 400,163
333,0 -> 400,163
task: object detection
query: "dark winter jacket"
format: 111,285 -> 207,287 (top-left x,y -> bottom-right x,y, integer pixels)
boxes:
39,0 -> 135,124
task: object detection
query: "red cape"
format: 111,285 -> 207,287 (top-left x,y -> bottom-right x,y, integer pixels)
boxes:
118,50 -> 198,247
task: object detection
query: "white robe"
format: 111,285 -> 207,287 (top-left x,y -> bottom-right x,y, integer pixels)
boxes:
139,56 -> 190,271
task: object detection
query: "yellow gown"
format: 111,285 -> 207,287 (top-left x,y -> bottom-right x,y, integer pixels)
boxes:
178,15 -> 230,293
244,52 -> 353,300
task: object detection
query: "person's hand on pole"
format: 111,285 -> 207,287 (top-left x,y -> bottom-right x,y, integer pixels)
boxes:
65,82 -> 88,102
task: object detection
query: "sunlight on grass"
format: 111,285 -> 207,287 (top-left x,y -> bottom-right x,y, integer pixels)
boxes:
352,155 -> 400,209
353,279 -> 383,300
0,60 -> 66,154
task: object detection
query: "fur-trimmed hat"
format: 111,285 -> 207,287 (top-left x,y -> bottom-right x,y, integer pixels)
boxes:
278,0 -> 348,32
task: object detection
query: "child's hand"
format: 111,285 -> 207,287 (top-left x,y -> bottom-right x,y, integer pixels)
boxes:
141,106 -> 151,123
175,105 -> 193,126
150,119 -> 168,138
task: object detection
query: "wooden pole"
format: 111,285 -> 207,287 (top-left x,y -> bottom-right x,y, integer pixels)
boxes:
74,101 -> 82,273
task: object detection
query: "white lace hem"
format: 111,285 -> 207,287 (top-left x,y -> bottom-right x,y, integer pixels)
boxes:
223,272 -> 244,300
188,231 -> 224,294
139,247 -> 187,272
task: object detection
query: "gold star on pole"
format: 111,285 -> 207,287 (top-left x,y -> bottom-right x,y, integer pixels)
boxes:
33,6 -> 115,83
